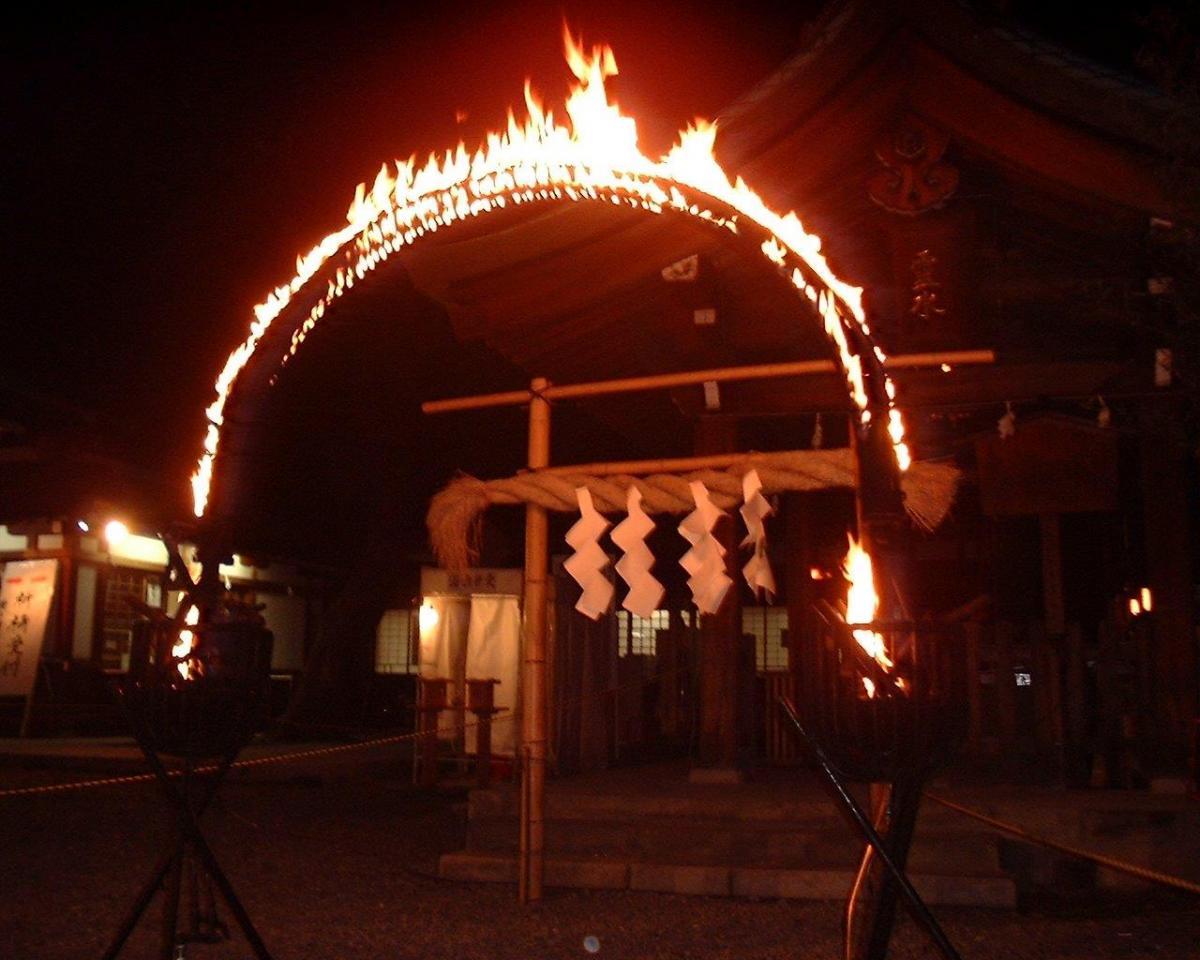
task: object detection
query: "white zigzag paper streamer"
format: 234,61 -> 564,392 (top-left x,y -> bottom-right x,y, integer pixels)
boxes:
739,469 -> 776,600
678,480 -> 732,615
612,486 -> 664,619
563,487 -> 614,620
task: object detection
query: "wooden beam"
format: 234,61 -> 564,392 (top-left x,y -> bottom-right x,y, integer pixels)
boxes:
421,350 -> 995,414
538,449 -> 826,478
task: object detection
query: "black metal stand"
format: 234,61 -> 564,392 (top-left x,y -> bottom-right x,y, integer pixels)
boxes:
101,694 -> 273,960
777,695 -> 961,960
845,773 -> 926,960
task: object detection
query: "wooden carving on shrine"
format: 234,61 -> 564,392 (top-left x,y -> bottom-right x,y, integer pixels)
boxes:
868,116 -> 959,215
910,250 -> 946,324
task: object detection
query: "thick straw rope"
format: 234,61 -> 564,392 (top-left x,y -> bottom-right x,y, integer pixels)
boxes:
428,449 -> 959,571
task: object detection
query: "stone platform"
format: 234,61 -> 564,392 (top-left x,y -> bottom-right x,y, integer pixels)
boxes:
439,761 -> 1019,905
438,760 -> 1200,906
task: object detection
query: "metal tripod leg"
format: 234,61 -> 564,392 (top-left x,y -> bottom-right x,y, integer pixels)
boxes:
845,775 -> 924,960
160,840 -> 183,960
777,696 -> 961,960
100,746 -> 236,959
102,845 -> 178,960
132,733 -> 273,960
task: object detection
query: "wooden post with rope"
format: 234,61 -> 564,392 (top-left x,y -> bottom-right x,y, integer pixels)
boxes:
518,377 -> 550,903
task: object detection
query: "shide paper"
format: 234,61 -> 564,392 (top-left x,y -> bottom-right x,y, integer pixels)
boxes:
612,486 -> 664,619
739,469 -> 776,600
678,481 -> 732,615
564,486 -> 614,620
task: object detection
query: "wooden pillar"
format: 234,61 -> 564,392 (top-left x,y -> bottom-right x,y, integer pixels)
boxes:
56,548 -> 76,660
1063,622 -> 1088,785
1037,512 -> 1066,780
467,679 -> 499,788
577,615 -> 610,771
994,622 -> 1018,773
964,622 -> 984,755
782,491 -> 814,651
417,678 -> 445,790
1138,402 -> 1197,773
1038,513 -> 1065,637
519,378 -> 550,902
692,417 -> 746,775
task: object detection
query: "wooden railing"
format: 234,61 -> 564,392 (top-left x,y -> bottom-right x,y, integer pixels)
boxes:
759,671 -> 799,763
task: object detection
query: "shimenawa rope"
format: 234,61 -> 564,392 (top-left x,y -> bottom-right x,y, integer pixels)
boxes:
428,451 -> 960,571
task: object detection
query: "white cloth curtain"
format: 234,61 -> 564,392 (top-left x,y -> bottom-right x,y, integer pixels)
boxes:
465,595 -> 521,756
419,597 -> 470,740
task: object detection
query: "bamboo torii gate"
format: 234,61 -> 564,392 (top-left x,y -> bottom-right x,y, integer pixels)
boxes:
421,348 -> 991,902
180,32 -> 1003,960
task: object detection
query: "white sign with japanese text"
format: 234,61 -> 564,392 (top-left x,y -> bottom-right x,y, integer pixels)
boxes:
420,567 -> 523,598
0,559 -> 58,697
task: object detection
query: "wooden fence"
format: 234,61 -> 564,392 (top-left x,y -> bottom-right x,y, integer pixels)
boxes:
959,617 -> 1153,785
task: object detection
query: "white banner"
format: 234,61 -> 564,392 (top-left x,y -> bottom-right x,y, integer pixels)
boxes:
419,597 -> 470,740
0,559 -> 58,698
464,595 -> 520,756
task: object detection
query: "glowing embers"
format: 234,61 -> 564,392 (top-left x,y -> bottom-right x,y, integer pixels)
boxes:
191,26 -> 910,518
172,606 -> 201,681
1128,587 -> 1153,617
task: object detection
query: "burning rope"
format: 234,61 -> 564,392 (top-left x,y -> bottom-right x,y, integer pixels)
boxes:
427,450 -> 960,571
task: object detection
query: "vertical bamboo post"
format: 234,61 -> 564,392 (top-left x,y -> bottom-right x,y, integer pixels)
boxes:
519,378 -> 550,903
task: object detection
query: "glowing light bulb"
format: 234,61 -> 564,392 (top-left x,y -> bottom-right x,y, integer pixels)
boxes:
104,520 -> 130,547
418,602 -> 439,633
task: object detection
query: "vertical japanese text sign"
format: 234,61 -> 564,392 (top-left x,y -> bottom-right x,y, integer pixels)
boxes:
0,559 -> 58,698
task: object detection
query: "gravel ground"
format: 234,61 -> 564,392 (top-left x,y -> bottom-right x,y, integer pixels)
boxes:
2,751 -> 1197,960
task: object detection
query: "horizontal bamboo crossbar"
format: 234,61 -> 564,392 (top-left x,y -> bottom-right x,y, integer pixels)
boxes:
421,350 -> 994,414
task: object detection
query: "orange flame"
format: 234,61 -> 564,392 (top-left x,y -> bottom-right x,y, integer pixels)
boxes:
191,30 -> 910,517
173,605 -> 200,680
842,535 -> 892,696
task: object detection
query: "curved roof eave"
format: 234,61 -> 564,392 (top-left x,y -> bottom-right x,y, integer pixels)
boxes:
717,0 -> 1196,212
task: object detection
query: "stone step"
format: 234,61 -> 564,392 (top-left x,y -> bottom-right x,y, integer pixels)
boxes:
469,784 -> 846,824
468,782 -> 1018,833
466,816 -> 1001,872
438,851 -> 1017,907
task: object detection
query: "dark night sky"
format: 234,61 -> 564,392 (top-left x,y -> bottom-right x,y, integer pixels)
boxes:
2,0 -> 1167,524
4,1 -> 828,515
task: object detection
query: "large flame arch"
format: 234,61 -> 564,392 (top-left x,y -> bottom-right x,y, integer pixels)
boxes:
193,32 -> 910,543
